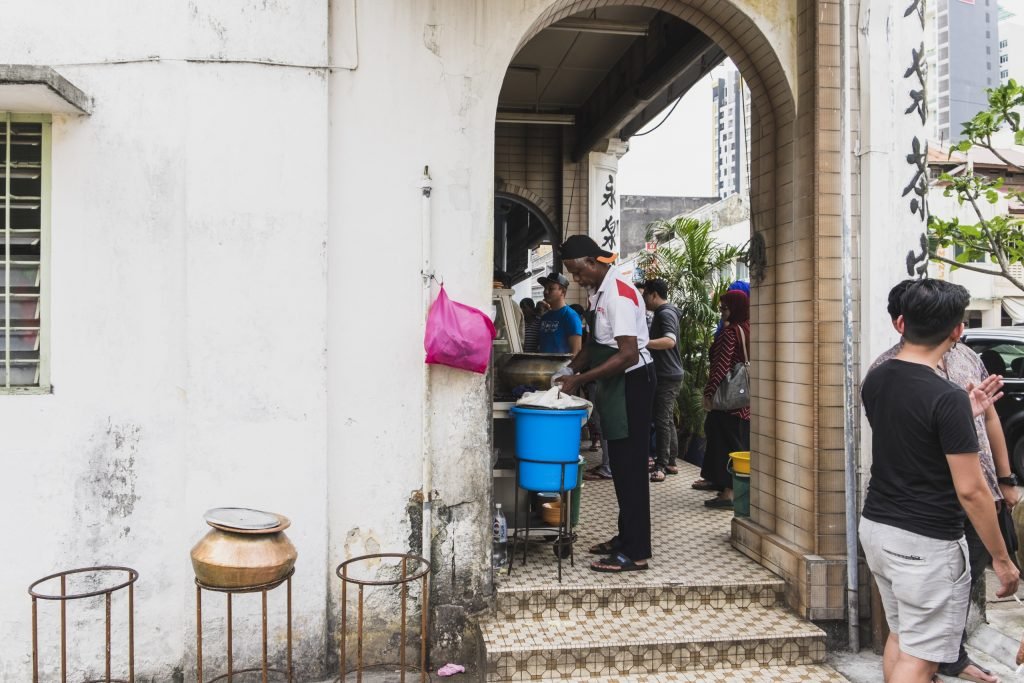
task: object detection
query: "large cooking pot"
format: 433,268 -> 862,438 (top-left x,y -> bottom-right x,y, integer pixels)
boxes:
497,352 -> 572,393
190,508 -> 297,589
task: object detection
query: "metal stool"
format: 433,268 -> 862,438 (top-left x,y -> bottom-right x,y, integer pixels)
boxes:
336,553 -> 431,683
195,569 -> 293,683
29,566 -> 138,683
509,457 -> 578,582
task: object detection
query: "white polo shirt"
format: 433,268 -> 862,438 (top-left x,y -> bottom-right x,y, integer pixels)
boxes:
588,264 -> 652,373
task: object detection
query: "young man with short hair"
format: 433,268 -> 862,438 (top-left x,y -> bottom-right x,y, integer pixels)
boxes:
641,279 -> 684,482
870,280 -> 1020,683
860,279 -> 1019,683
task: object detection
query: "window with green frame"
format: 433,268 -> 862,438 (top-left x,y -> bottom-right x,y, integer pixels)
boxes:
1,113 -> 50,393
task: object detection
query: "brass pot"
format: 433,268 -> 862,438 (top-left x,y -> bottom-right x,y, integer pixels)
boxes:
497,353 -> 572,393
190,515 -> 297,589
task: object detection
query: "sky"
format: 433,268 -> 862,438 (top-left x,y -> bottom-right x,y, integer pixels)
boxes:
616,64 -> 729,198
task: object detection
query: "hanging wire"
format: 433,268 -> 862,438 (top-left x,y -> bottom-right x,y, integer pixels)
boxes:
632,94 -> 684,137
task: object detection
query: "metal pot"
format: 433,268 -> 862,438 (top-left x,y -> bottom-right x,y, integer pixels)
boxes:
497,352 -> 572,393
190,511 -> 297,589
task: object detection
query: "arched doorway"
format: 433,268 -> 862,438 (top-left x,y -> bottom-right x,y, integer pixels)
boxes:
490,0 -> 847,624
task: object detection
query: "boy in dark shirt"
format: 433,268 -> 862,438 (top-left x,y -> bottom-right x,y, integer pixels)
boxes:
860,278 -> 1018,683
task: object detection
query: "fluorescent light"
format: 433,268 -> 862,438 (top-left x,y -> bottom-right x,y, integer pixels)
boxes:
495,112 -> 576,125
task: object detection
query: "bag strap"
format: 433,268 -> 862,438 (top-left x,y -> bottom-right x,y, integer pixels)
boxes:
735,326 -> 748,364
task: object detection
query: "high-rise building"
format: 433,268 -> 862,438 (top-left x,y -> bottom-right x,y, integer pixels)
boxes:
711,67 -> 751,199
999,4 -> 1024,85
925,0 -> 1002,144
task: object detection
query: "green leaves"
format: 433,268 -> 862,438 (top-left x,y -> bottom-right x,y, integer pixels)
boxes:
927,77 -> 1024,292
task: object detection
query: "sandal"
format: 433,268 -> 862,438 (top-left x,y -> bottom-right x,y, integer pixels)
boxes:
664,465 -> 679,475
938,658 -> 998,682
704,497 -> 734,509
650,470 -> 666,482
587,444 -> 599,452
583,469 -> 613,481
590,552 -> 649,573
588,538 -> 621,555
691,481 -> 718,491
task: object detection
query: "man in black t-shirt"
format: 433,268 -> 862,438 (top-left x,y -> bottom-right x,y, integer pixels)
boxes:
641,280 -> 684,482
860,279 -> 1019,683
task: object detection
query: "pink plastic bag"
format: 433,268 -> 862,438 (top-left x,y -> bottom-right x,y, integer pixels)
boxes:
424,286 -> 497,374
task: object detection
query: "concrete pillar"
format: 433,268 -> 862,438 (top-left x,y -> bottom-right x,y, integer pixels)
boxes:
587,138 -> 629,257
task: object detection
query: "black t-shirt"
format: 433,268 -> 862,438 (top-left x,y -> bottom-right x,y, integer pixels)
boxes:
861,359 -> 980,540
649,303 -> 684,380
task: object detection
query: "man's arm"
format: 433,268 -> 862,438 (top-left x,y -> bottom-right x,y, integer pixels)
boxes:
985,404 -> 1020,507
568,334 -> 582,356
557,336 -> 638,395
948,453 -> 1020,597
647,336 -> 676,350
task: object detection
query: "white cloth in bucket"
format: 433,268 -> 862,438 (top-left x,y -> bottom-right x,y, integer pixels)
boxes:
515,385 -> 593,424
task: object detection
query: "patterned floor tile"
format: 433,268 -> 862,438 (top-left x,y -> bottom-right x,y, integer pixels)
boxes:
498,460 -> 778,591
540,666 -> 851,682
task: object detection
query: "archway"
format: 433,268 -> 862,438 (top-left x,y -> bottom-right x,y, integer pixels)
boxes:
488,0 -> 842,621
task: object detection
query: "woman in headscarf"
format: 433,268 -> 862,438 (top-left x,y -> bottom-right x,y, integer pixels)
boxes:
696,289 -> 751,509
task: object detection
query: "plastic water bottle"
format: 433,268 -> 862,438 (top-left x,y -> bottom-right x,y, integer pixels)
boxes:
492,504 -> 508,571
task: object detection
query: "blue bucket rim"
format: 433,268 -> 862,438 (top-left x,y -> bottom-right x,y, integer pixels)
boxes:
509,405 -> 588,416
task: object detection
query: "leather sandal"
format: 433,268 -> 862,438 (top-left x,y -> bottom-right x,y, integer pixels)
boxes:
588,538 -> 621,555
590,552 -> 649,573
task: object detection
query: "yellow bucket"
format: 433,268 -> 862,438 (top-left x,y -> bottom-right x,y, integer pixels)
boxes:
728,451 -> 751,475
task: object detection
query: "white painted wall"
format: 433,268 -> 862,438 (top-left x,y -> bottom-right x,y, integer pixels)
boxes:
0,2 -> 328,680
0,0 -> 801,677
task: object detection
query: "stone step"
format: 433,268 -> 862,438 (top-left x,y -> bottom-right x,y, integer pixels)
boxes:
481,604 -> 827,681
495,579 -> 787,621
527,665 -> 852,682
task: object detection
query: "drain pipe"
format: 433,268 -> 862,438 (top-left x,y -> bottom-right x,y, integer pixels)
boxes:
419,166 -> 434,566
839,0 -> 860,653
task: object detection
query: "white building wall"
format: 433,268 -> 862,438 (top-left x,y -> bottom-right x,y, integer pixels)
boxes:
0,0 -> 804,677
0,2 -> 329,680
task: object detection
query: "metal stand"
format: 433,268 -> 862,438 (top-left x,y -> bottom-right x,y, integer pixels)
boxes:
336,553 -> 431,683
509,457 -> 577,582
29,566 -> 139,683
195,569 -> 293,683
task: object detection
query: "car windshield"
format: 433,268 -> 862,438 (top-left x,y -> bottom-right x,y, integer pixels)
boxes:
965,339 -> 1024,378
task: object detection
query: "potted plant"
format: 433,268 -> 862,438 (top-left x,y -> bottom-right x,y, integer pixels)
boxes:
635,217 -> 745,464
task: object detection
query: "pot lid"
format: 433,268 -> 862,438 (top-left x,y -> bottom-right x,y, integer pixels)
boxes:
203,507 -> 281,531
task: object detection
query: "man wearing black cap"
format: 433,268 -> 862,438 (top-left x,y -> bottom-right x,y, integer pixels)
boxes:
537,272 -> 582,355
554,235 -> 655,573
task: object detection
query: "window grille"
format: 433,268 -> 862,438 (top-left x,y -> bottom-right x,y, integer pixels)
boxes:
1,113 -> 49,392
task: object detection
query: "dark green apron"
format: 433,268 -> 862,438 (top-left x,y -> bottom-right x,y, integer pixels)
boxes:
588,339 -> 629,441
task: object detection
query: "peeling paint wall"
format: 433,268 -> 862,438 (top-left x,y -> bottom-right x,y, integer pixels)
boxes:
0,2 -> 329,680
1,0 -> 805,678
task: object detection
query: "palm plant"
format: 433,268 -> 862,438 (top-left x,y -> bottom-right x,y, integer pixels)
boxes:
636,217 -> 746,444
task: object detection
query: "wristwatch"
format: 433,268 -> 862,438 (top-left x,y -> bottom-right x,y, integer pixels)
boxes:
997,474 -> 1019,487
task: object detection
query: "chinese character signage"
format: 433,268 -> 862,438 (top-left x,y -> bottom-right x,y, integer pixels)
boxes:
588,151 -> 621,257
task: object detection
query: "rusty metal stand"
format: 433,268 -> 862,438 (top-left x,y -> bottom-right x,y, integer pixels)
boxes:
195,569 -> 293,683
335,553 -> 431,683
29,566 -> 139,683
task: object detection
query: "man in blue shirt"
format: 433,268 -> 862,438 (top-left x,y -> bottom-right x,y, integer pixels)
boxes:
537,272 -> 582,355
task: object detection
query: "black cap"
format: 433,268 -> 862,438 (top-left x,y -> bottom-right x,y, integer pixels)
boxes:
537,272 -> 570,289
558,235 -> 617,263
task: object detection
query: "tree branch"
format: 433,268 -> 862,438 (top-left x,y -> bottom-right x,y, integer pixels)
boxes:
980,140 -> 1024,173
929,251 -> 1024,293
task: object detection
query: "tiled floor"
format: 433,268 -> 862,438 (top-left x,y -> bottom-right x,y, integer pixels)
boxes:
483,454 -> 851,682
498,456 -> 779,590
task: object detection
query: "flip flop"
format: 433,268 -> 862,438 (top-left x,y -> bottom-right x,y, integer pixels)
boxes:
588,538 -> 621,555
946,659 -> 998,683
590,552 -> 649,573
650,470 -> 666,482
583,470 -> 613,481
704,497 -> 734,509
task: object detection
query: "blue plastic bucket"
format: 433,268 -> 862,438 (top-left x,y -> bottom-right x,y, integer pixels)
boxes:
510,406 -> 587,492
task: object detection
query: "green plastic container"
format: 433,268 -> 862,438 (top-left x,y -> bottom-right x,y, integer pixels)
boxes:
571,456 -> 584,526
732,473 -> 750,517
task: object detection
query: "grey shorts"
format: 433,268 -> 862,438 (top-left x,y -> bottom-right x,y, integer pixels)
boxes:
859,517 -> 971,663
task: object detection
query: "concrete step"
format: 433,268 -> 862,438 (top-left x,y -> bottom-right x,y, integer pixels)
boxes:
495,578 -> 786,621
526,666 -> 852,682
481,603 -> 827,681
